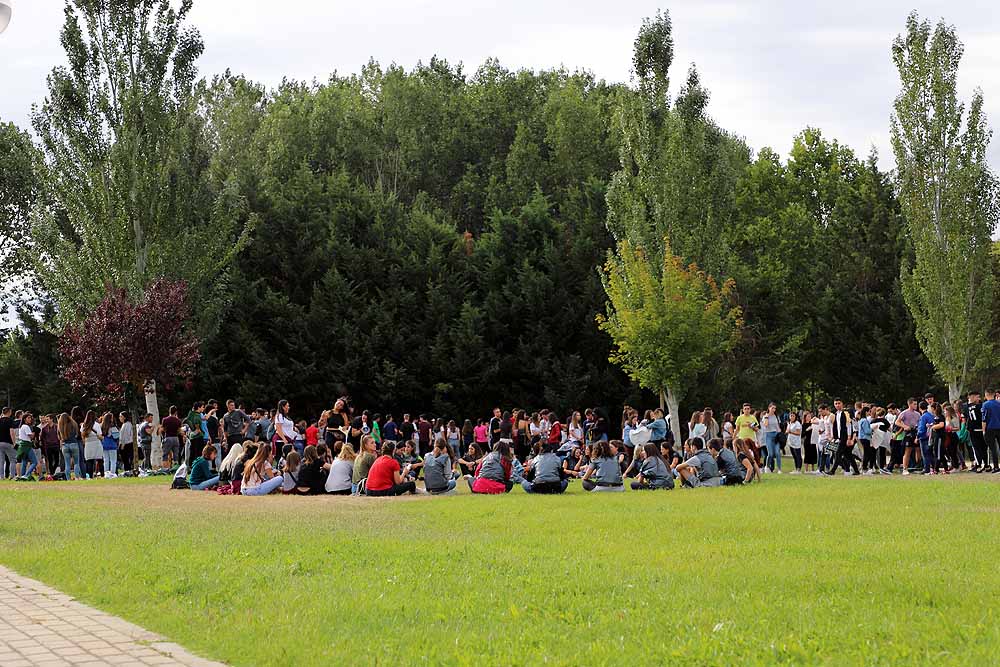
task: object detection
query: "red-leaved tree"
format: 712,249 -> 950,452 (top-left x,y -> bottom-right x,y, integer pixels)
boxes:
59,279 -> 201,467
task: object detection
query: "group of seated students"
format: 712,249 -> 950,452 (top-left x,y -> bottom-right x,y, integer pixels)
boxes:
183,430 -> 760,496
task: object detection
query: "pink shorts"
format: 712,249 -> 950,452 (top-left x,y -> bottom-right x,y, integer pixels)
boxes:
471,478 -> 507,494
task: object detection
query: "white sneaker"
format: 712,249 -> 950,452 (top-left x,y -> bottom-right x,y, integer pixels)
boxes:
902,470 -> 910,476
843,471 -> 854,476
776,470 -> 783,475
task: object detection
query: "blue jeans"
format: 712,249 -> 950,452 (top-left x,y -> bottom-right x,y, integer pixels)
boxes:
765,432 -> 781,471
102,449 -> 118,475
242,476 -> 283,496
76,440 -> 86,477
428,479 -> 457,494
919,438 -> 935,473
17,447 -> 38,478
61,444 -> 80,478
191,475 -> 220,491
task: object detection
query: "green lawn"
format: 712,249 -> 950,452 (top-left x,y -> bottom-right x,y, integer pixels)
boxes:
0,475 -> 998,666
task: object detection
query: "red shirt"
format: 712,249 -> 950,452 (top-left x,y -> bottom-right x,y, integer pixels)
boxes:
305,425 -> 319,446
547,422 -> 562,444
365,455 -> 400,491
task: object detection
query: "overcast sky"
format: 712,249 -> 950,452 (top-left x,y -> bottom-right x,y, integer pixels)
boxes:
1,0 -> 999,172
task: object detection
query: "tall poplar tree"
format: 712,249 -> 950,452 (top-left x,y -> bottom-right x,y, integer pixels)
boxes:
30,0 -> 252,459
890,12 -> 998,400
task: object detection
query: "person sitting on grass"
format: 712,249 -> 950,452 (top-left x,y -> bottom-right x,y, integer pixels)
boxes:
353,435 -> 378,495
466,441 -> 514,494
188,444 -> 220,490
366,441 -> 417,496
325,443 -> 355,495
710,438 -> 746,485
675,437 -> 723,488
424,438 -> 457,494
665,442 -> 684,477
399,440 -> 423,482
581,440 -> 624,492
281,450 -> 301,493
241,443 -> 284,496
629,443 -> 673,490
295,445 -> 328,495
562,445 -> 585,478
217,443 -> 243,486
521,441 -> 568,494
456,441 -> 485,477
735,438 -> 761,482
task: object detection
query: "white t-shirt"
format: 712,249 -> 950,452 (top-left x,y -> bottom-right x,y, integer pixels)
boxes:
568,424 -> 584,442
18,424 -> 33,442
786,421 -> 802,448
275,414 -> 295,441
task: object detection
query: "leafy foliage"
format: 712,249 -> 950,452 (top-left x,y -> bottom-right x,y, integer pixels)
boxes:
59,279 -> 200,402
890,12 -> 998,399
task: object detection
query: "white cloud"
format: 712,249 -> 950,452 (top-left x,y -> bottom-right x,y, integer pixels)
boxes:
0,0 -> 997,171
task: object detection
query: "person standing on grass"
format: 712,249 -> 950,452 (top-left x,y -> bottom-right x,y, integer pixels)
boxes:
273,400 -> 296,452
241,443 -> 283,495
580,440 -> 624,492
827,399 -> 858,476
223,400 -> 249,455
760,404 -> 782,473
57,413 -> 81,480
488,407 -> 503,448
870,408 -> 891,474
784,412 -> 802,474
895,398 -> 921,474
916,401 -> 936,475
39,414 -> 61,479
14,413 -> 37,480
188,444 -> 219,490
980,389 -> 1000,474
366,441 -> 417,496
856,407 -> 875,474
183,402 -> 205,466
117,412 -> 135,473
100,411 -> 119,478
0,407 -> 16,479
81,410 -> 103,478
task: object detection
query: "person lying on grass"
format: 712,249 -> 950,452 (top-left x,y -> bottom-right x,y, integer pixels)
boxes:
188,444 -> 220,490
629,443 -> 673,490
521,441 -> 568,494
465,441 -> 514,494
675,438 -> 723,488
366,441 -> 418,496
242,443 -> 284,496
581,440 -> 624,492
424,438 -> 457,494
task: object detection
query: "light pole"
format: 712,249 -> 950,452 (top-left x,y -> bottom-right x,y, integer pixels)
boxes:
0,1 -> 11,34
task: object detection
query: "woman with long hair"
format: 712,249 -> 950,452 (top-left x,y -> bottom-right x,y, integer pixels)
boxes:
630,443 -> 673,490
71,406 -> 86,477
273,400 -> 295,450
466,440 -> 514,494
118,412 -> 136,473
688,411 -> 706,443
241,443 -> 283,495
761,403 -> 782,473
184,402 -> 206,466
460,419 -> 474,455
57,413 -> 81,480
218,443 -> 244,485
785,411 -> 803,474
81,410 -> 103,478
581,440 -> 624,492
801,410 -> 816,473
100,411 -> 119,478
513,410 -> 530,461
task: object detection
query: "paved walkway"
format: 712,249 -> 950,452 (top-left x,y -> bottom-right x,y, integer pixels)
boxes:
0,565 -> 225,667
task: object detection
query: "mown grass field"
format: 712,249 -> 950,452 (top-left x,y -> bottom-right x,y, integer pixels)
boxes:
0,474 -> 998,666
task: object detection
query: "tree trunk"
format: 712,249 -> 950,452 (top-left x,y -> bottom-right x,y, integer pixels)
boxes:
665,386 -> 681,450
144,380 -> 162,466
659,389 -> 665,412
948,381 -> 962,404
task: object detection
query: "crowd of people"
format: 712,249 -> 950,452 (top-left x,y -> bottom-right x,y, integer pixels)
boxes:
3,389 -> 1000,495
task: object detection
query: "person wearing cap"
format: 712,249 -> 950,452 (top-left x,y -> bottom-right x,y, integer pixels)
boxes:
365,441 -> 417,496
675,437 -> 722,488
